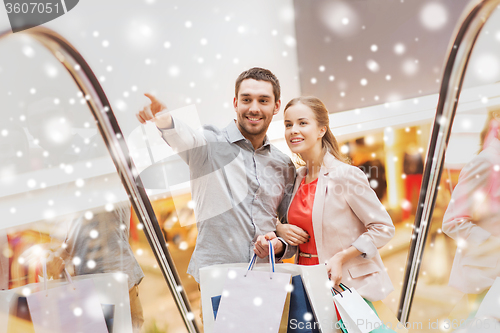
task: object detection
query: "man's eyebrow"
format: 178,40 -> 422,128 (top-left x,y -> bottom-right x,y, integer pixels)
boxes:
239,93 -> 272,98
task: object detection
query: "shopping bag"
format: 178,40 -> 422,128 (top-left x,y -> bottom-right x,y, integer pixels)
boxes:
201,262 -> 337,333
1,272 -> 130,333
288,275 -> 320,333
25,261 -> 108,333
334,301 -> 348,333
211,295 -> 222,320
212,241 -> 292,333
7,294 -> 35,333
211,287 -> 292,333
101,304 -> 115,333
333,284 -> 383,333
475,276 -> 500,320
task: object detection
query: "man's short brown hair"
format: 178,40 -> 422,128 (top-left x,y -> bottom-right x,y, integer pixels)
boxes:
235,67 -> 280,102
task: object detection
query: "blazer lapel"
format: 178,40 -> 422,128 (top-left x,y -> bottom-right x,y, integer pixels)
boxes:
312,165 -> 328,264
287,167 -> 307,224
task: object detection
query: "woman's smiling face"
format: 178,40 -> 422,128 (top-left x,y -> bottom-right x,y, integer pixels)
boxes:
284,102 -> 326,155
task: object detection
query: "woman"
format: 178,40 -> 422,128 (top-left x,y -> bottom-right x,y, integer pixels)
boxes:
257,96 -> 395,302
442,109 -> 500,297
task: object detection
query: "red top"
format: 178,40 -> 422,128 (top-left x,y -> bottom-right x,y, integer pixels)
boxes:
288,177 -> 319,265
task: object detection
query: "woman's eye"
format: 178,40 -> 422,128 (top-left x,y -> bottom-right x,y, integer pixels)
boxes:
300,121 -> 307,125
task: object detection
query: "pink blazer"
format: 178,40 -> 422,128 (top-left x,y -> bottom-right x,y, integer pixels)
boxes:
443,138 -> 500,294
287,153 -> 395,301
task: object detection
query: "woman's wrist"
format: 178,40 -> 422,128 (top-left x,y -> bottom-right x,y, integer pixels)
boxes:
331,252 -> 344,264
333,246 -> 362,264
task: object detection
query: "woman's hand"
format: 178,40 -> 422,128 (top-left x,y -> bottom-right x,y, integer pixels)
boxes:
326,254 -> 343,286
276,223 -> 309,246
326,246 -> 362,287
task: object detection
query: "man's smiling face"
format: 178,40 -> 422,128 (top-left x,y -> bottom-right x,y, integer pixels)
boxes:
233,78 -> 280,141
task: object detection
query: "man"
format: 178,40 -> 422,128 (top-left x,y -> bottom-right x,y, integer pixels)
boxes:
136,67 -> 295,282
46,204 -> 145,332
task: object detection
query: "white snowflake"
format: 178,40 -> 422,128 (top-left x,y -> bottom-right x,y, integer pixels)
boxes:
22,46 -> 35,57
420,3 -> 448,31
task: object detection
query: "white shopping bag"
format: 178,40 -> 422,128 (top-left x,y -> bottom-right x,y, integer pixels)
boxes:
475,276 -> 500,320
333,284 -> 383,333
212,242 -> 291,333
201,261 -> 339,332
26,261 -> 108,333
1,272 -> 133,333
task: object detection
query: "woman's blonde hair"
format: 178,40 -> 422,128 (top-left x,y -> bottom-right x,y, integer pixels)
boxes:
284,96 -> 349,165
478,108 -> 500,153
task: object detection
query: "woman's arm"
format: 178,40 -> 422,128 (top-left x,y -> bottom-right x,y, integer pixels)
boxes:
341,166 -> 395,259
442,156 -> 493,244
326,246 -> 362,286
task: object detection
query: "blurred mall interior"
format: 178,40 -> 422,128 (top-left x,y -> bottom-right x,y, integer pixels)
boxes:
1,0 -> 500,332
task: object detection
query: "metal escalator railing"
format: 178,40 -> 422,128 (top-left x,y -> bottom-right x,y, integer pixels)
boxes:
0,26 -> 200,333
398,0 -> 500,323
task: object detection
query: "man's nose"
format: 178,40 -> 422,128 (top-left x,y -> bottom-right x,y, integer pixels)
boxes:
249,100 -> 260,112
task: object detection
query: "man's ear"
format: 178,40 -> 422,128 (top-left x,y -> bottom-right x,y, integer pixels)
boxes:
233,97 -> 238,110
273,100 -> 281,115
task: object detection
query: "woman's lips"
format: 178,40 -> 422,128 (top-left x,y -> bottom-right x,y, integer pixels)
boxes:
290,138 -> 304,144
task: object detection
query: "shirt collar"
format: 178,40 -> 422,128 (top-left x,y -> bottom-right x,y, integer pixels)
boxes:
225,120 -> 271,150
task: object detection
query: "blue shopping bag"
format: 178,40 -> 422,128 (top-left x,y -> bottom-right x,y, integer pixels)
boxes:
287,275 -> 320,333
211,295 -> 222,320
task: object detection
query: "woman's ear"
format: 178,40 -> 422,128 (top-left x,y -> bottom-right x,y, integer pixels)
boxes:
319,126 -> 327,138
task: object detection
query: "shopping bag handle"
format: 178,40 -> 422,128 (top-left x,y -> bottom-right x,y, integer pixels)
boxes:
245,240 -> 275,279
331,283 -> 352,298
339,283 -> 351,293
331,287 -> 343,298
41,255 -> 76,296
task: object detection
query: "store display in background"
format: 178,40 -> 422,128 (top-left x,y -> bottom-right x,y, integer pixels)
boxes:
359,159 -> 387,201
402,144 -> 424,220
6,230 -> 51,289
131,193 -> 198,251
0,231 -> 8,290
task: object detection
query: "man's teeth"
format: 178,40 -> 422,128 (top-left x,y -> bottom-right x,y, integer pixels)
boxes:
248,117 -> 260,121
